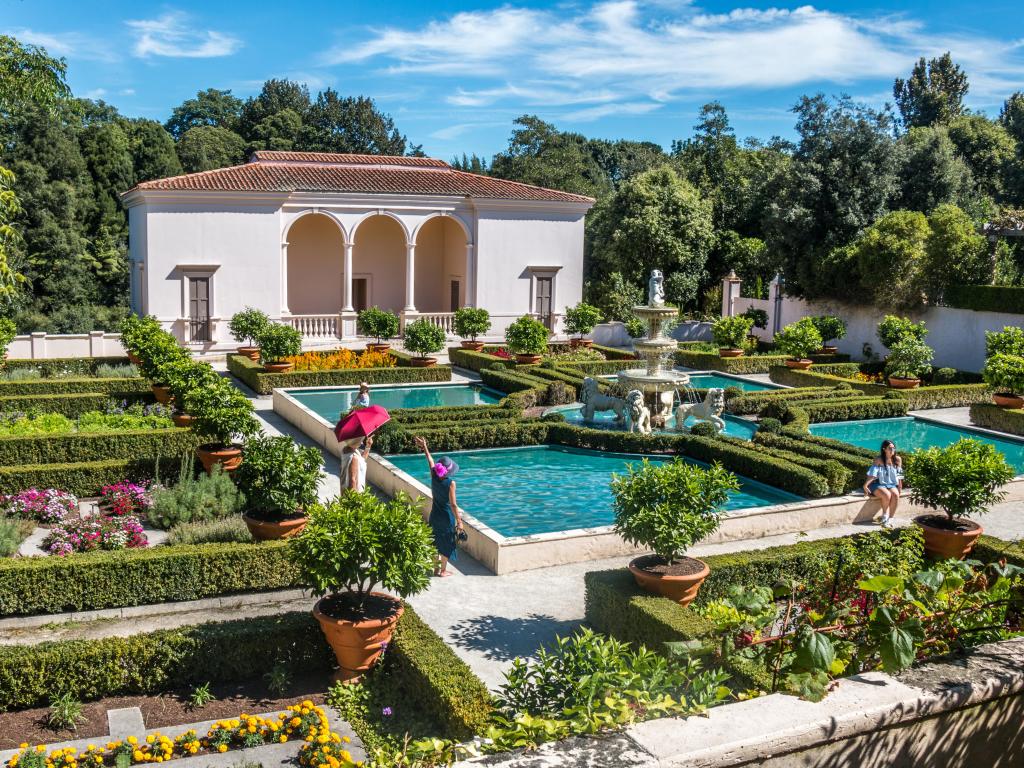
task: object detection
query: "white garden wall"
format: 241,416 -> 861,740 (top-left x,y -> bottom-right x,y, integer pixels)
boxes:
6,332 -> 126,360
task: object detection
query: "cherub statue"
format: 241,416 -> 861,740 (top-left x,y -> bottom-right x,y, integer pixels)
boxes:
648,269 -> 665,307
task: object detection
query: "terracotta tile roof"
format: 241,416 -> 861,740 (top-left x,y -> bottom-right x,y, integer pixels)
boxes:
127,151 -> 595,203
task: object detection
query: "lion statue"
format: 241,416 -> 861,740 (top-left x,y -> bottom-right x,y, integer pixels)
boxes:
579,376 -> 626,422
626,389 -> 652,434
675,388 -> 726,433
648,269 -> 665,307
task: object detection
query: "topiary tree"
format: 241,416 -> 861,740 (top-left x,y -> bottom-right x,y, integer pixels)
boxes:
229,308 -> 270,348
505,315 -> 550,356
711,315 -> 754,350
884,337 -> 934,381
774,318 -> 823,361
236,435 -> 324,520
160,358 -> 220,405
358,306 -> 400,345
810,315 -> 846,346
452,307 -> 491,343
257,323 -> 302,364
904,439 -> 1014,524
563,302 -> 603,340
985,326 -> 1024,358
877,315 -> 927,349
402,318 -> 446,359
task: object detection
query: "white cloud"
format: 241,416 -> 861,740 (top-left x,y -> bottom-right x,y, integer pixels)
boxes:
82,88 -> 107,99
120,88 -> 136,96
5,27 -> 119,62
126,12 -> 241,58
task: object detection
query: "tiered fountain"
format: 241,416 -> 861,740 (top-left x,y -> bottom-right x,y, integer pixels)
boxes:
617,270 -> 691,427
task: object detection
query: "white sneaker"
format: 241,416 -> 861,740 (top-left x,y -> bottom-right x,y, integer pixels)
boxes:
882,517 -> 894,528
879,514 -> 890,527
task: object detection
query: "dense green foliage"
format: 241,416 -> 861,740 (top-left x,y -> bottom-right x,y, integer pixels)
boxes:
711,315 -> 753,349
970,402 -> 1024,436
946,285 -> 1024,313
228,307 -> 270,346
357,307 -> 400,344
0,426 -> 196,467
982,353 -> 1024,394
452,307 -> 491,341
504,315 -> 551,355
884,337 -> 934,380
985,326 -> 1024,358
403,318 -> 447,358
877,315 -> 928,349
674,346 -> 848,374
0,456 -> 183,497
904,439 -> 1016,521
236,434 -> 323,517
149,465 -> 245,530
563,302 -> 603,337
774,318 -> 823,360
257,323 -> 302,364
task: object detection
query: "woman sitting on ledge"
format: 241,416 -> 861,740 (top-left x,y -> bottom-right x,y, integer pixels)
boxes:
864,439 -> 902,528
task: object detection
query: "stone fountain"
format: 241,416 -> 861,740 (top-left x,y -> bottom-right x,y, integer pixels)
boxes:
617,270 -> 691,428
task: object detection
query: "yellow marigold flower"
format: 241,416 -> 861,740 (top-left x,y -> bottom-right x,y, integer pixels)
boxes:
342,737 -> 350,744
290,717 -> 301,727
127,738 -> 137,746
37,747 -> 47,753
132,752 -> 143,762
217,746 -> 227,754
279,737 -> 287,744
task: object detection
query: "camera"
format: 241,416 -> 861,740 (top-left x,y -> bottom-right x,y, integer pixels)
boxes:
456,529 -> 468,542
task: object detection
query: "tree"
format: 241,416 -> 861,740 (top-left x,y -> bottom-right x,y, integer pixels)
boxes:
299,91 -> 407,155
584,271 -> 643,322
587,139 -> 667,189
176,125 -> 246,172
125,119 -> 182,182
451,153 -> 488,174
237,79 -> 311,141
1001,92 -> 1024,145
893,53 -> 969,129
165,88 -> 243,139
850,210 -> 930,309
673,102 -> 738,196
946,115 -> 1017,200
248,108 -> 303,151
893,126 -> 975,213
921,203 -> 991,302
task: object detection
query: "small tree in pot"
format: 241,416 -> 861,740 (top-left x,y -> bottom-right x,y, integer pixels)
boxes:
877,315 -> 927,350
884,337 -> 933,389
402,318 -> 446,367
453,307 -> 491,351
564,302 -> 603,347
983,353 -> 1024,408
505,315 -> 550,364
985,326 -> 1024,358
289,491 -> 435,681
229,308 -> 270,361
358,307 -> 400,351
118,315 -> 162,364
236,434 -> 324,540
774,317 -> 823,369
162,358 -> 220,427
810,315 -> 846,354
139,331 -> 190,403
613,459 -> 740,606
711,315 -> 753,357
183,377 -> 260,473
904,439 -> 1014,559
258,323 -> 302,373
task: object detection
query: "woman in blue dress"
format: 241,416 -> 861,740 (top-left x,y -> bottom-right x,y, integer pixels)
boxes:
863,439 -> 903,528
413,436 -> 464,577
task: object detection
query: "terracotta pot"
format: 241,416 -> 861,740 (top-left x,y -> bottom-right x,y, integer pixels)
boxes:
628,555 -> 710,607
460,341 -> 485,352
127,351 -> 141,365
237,346 -> 261,362
243,512 -> 308,540
515,354 -> 542,365
197,443 -> 242,474
171,411 -> 193,428
785,359 -> 813,370
718,348 -> 744,358
992,392 -> 1024,409
314,594 -> 403,682
151,384 -> 173,404
263,361 -> 294,373
570,338 -> 594,348
888,376 -> 921,390
915,515 -> 983,560
366,343 -> 391,353
410,357 -> 437,368
819,345 -> 839,355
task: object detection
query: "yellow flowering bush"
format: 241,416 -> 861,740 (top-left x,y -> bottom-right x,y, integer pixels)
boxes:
851,371 -> 885,384
283,349 -> 396,372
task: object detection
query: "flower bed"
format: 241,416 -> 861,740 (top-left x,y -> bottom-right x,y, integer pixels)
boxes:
43,514 -> 147,556
0,488 -> 78,524
970,402 -> 1024,437
282,349 -> 396,372
228,353 -> 451,395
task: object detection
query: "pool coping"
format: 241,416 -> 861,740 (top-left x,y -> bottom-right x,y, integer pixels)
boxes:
599,368 -> 785,390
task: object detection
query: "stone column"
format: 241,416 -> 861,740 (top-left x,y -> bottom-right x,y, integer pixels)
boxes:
404,242 -> 416,312
343,242 -> 354,312
770,273 -> 785,336
280,242 -> 290,315
464,243 -> 476,308
721,270 -> 741,317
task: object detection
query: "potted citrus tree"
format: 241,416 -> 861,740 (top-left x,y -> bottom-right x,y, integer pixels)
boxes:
403,318 -> 446,367
162,358 -> 220,427
289,491 -> 434,681
985,326 -> 1024,358
711,315 -> 753,358
183,377 -> 260,473
453,307 -> 491,351
774,317 -> 823,370
810,315 -> 846,355
885,337 -> 933,389
119,314 -> 161,365
564,302 -> 603,348
612,459 -> 740,606
139,331 -> 190,404
877,315 -> 927,351
358,307 -> 400,352
229,308 -> 270,361
904,439 -> 1014,559
983,353 -> 1024,408
258,323 -> 302,373
505,315 -> 549,364
236,434 -> 324,540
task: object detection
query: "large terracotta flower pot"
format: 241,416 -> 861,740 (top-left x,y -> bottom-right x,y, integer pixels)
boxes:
515,354 -> 542,365
785,359 -> 813,370
628,554 -> 710,607
151,384 -> 173,404
127,351 -> 141,365
410,357 -> 437,368
570,338 -> 594,348
263,361 -> 294,373
314,593 -> 403,682
243,512 -> 308,540
718,348 -> 744,358
992,393 -> 1024,409
888,376 -> 921,390
237,346 -> 261,362
197,443 -> 242,474
171,411 -> 193,428
366,343 -> 391,353
915,515 -> 983,560
460,341 -> 485,351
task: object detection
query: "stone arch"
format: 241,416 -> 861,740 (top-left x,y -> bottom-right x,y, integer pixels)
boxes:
350,210 -> 411,245
411,212 -> 472,246
283,210 -> 348,245
286,212 -> 346,314
352,214 -> 408,314
414,215 -> 470,312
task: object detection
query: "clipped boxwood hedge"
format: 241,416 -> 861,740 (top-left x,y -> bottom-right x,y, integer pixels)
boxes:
0,427 -> 198,467
768,366 -> 992,409
752,432 -> 869,490
375,417 -> 551,454
0,377 -> 150,397
727,386 -> 836,415
674,349 -> 849,373
228,353 -> 452,395
969,402 -> 1024,437
764,396 -> 909,424
4,357 -> 132,377
944,284 -> 1024,314
389,402 -> 520,424
0,456 -> 185,497
447,347 -> 503,372
0,392 -> 125,417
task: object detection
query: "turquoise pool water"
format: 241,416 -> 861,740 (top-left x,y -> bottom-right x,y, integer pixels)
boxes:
287,384 -> 503,421
556,406 -> 759,440
600,373 -> 777,392
386,445 -> 802,537
810,417 -> 1024,474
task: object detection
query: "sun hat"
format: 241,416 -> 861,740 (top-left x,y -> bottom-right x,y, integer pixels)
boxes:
433,456 -> 459,478
359,381 -> 370,391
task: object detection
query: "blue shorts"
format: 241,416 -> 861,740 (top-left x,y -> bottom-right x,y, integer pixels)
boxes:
869,480 -> 898,491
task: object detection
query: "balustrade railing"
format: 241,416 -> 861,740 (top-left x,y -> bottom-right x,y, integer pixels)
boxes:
409,312 -> 457,334
286,314 -> 340,340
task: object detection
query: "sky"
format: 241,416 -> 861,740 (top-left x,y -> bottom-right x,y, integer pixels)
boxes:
4,0 -> 1024,159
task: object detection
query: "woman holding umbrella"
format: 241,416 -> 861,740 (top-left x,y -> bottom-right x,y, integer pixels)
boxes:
414,436 -> 464,577
334,404 -> 390,493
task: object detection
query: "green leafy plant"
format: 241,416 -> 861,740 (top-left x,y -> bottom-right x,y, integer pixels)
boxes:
504,315 -> 550,356
48,692 -> 83,731
182,377 -> 258,447
932,367 -> 957,384
136,329 -> 190,384
903,439 -> 1015,523
166,516 -> 251,545
1,367 -> 41,381
188,681 -> 215,709
740,307 -> 768,330
288,491 -> 434,613
402,318 -> 446,359
149,463 -> 244,529
257,324 -> 302,365
625,317 -> 646,339
358,307 -> 400,345
0,316 -> 18,358
711,315 -> 754,350
264,663 -> 291,697
563,302 -> 603,339
984,326 -> 1024,358
94,363 -> 140,379
983,353 -> 1024,396
884,337 -> 934,380
611,459 -> 740,564
774,318 -> 823,361
235,435 -> 324,520
810,315 -> 846,345
877,315 -> 927,349
228,308 -> 270,347
452,307 -> 491,342
160,358 -> 220,404
0,518 -> 31,557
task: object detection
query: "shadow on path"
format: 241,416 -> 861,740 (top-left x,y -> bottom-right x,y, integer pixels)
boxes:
447,613 -> 581,662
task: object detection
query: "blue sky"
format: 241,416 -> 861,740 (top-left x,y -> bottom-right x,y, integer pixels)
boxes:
5,0 -> 1024,159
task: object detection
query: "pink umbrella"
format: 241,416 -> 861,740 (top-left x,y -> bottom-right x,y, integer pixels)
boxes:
334,405 -> 390,442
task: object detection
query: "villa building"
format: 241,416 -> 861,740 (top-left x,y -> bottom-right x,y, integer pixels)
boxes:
122,151 -> 594,348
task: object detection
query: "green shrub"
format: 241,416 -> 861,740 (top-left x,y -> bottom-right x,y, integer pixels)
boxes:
810,315 -> 846,345
452,308 -> 491,342
688,421 -> 718,437
904,439 -> 1016,523
5,357 -> 134,378
228,308 -> 271,347
752,432 -> 869,490
563,302 -> 603,338
0,426 -> 196,467
985,326 -> 1024,358
0,392 -> 113,417
982,353 -> 1024,395
877,315 -> 927,349
970,402 -> 1024,436
162,359 -> 220,404
228,353 -> 450,395
756,417 -> 782,434
741,307 -> 768,330
358,307 -> 400,344
884,338 -> 934,380
182,377 -> 258,447
236,435 -> 323,518
767,366 -> 991,409
774,318 -> 823,360
675,349 -> 848,374
372,417 -> 549,454
0,317 -> 17,358
505,316 -> 550,356
149,464 -> 244,529
403,319 -> 447,359
711,315 -> 753,349
0,457 -> 183,497
946,285 -> 1024,314
0,376 -> 150,397
94,363 -> 140,379
257,323 -> 302,364
166,517 -> 252,545
1,367 -> 40,381
764,396 -> 909,424
625,318 -> 647,338
0,518 -> 31,557
933,367 -> 957,384
447,347 -> 502,372
726,387 -> 836,415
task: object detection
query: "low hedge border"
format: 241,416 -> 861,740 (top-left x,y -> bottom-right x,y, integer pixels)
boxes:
388,402 -> 520,424
674,349 -> 849,374
768,366 -> 992,409
969,402 -> 1024,437
0,377 -> 150,397
944,284 -> 1024,314
780,429 -> 877,459
974,535 -> 1024,567
727,387 -> 837,416
752,432 -> 868,491
0,426 -> 198,467
4,357 -> 132,377
374,417 -> 551,454
0,456 -> 185,497
0,392 -> 152,417
718,435 -> 851,494
764,396 -> 909,424
227,353 -> 452,395
447,347 -> 502,372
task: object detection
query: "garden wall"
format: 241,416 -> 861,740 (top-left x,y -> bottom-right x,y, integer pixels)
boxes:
6,332 -> 126,359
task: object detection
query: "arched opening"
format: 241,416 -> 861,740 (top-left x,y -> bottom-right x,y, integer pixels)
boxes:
286,214 -> 345,314
352,214 -> 408,315
414,216 -> 469,313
